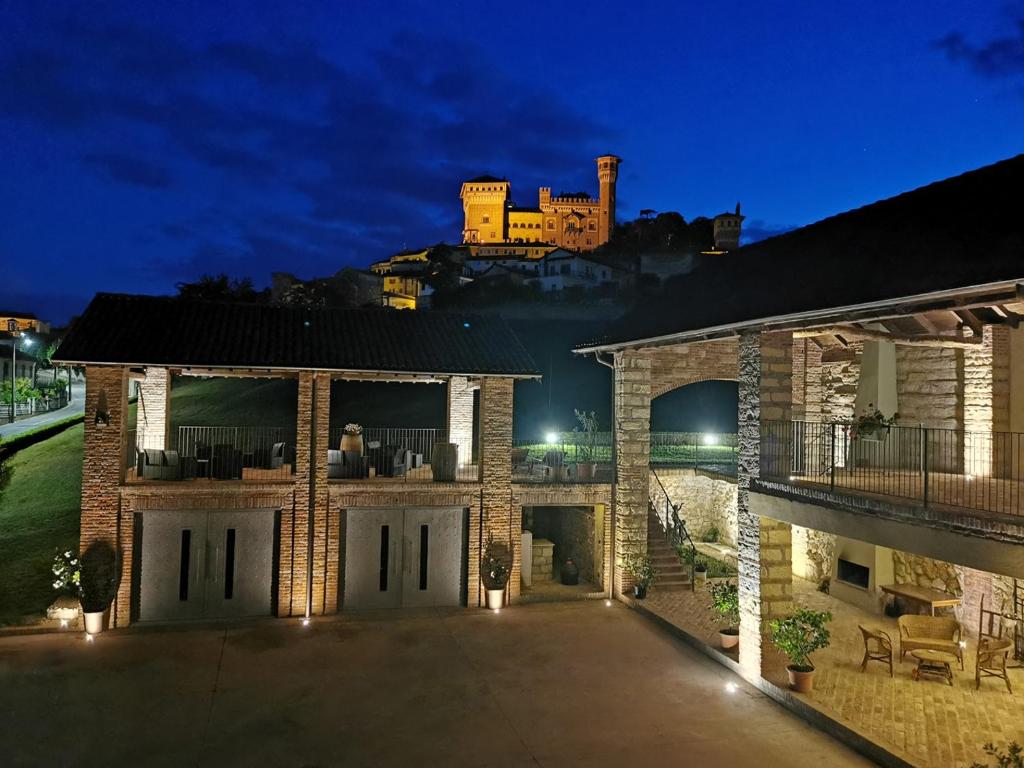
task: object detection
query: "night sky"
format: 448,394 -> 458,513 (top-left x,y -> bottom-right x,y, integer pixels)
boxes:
2,1 -> 1022,325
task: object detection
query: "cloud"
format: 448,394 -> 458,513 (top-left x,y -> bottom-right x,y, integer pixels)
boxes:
81,152 -> 174,189
935,18 -> 1024,77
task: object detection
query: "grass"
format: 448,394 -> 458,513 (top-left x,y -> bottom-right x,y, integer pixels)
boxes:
0,423 -> 82,624
515,442 -> 737,465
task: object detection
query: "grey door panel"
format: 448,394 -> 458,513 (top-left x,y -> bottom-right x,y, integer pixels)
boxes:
344,508 -> 404,610
139,511 -> 208,622
401,508 -> 463,608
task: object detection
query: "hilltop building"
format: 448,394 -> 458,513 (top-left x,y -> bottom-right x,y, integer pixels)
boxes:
460,155 -> 621,251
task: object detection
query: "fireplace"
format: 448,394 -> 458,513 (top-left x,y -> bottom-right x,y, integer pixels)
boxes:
836,558 -> 870,590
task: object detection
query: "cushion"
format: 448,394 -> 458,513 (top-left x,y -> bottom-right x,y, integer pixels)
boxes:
145,449 -> 164,466
327,449 -> 343,465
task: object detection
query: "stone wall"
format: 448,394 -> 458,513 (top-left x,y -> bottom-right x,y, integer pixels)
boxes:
655,468 -> 737,546
648,338 -> 738,398
612,349 -> 651,594
447,376 -> 476,467
136,367 -> 170,451
895,347 -> 961,428
525,506 -> 597,583
820,345 -> 861,421
892,551 -> 960,595
791,525 -> 836,584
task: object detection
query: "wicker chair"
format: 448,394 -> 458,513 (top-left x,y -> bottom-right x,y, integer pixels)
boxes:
859,625 -> 894,677
898,615 -> 963,669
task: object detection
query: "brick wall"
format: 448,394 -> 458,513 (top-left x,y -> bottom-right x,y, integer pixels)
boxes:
896,346 -> 961,428
136,367 -> 170,450
964,326 -> 1011,476
649,338 -> 738,398
81,366 -> 129,626
478,377 -> 515,605
447,376 -> 476,467
613,349 -> 652,595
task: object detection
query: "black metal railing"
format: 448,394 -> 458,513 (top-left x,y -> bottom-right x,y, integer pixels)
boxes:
326,426 -> 477,482
761,419 -> 1024,517
650,467 -> 696,590
650,431 -> 738,476
511,435 -> 611,483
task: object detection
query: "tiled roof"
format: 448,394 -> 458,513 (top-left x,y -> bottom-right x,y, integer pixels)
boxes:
466,175 -> 505,183
0,310 -> 38,319
54,294 -> 541,377
581,154 -> 1024,349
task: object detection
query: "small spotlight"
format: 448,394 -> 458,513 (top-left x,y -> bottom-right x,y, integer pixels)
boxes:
702,433 -> 718,446
544,431 -> 559,445
959,640 -> 967,649
789,475 -> 798,482
85,634 -> 95,643
493,608 -> 500,615
725,681 -> 738,694
302,618 -> 310,627
59,619 -> 69,628
605,599 -> 613,607
965,474 -> 974,482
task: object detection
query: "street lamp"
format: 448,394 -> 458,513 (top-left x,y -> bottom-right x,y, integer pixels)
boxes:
8,333 -> 32,424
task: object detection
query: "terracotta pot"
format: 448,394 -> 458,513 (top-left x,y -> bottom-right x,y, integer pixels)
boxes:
84,611 -> 105,635
719,628 -> 739,649
787,665 -> 816,693
485,588 -> 505,610
340,432 -> 364,455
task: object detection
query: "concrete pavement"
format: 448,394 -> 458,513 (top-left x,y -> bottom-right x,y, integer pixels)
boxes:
0,380 -> 84,440
0,601 -> 872,768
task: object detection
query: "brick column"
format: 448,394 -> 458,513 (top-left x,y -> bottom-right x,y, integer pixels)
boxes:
281,372 -> 314,616
613,349 -> 651,597
737,332 -> 794,681
478,377 -> 515,605
963,325 -> 1011,477
310,373 -> 333,614
447,376 -> 476,467
136,367 -> 170,450
80,366 -> 129,626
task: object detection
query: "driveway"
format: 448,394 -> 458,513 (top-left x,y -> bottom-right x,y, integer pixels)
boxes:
0,602 -> 871,767
0,381 -> 84,440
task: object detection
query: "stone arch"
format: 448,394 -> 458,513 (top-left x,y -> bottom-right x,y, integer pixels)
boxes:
648,339 -> 739,400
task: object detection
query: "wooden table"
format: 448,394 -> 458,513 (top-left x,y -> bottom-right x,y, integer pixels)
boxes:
878,583 -> 961,616
911,649 -> 957,686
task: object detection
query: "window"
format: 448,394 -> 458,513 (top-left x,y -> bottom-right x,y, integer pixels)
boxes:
588,221 -> 596,231
482,214 -> 490,224
547,220 -> 555,230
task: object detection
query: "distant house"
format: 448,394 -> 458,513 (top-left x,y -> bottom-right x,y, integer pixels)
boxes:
536,250 -> 630,292
0,338 -> 40,382
0,310 -> 50,335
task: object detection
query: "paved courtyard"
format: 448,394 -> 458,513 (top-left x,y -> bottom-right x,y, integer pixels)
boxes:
0,601 -> 869,767
644,578 -> 1024,768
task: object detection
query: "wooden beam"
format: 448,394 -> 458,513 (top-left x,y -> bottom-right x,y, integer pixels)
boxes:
794,325 -> 982,349
954,309 -> 984,337
913,313 -> 940,334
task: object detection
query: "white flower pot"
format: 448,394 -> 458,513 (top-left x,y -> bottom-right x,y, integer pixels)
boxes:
485,588 -> 505,610
84,611 -> 105,635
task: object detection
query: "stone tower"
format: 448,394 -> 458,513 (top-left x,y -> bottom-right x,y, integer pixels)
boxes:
713,203 -> 745,251
596,155 -> 621,246
460,176 -> 511,243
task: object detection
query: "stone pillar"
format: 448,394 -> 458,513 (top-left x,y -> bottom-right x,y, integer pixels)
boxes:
447,376 -> 476,467
612,349 -> 651,596
281,371 -> 326,617
478,377 -> 515,605
310,373 -> 333,614
737,332 -> 794,681
80,365 -> 130,626
136,367 -> 171,450
963,325 -> 1011,477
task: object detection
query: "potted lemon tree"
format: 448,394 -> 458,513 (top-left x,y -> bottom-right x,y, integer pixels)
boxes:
709,581 -> 740,649
481,535 -> 510,610
769,608 -> 833,693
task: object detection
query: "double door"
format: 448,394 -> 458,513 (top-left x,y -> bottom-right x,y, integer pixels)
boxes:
138,509 -> 275,622
344,507 -> 464,610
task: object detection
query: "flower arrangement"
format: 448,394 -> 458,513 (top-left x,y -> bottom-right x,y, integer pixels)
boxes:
51,549 -> 80,595
851,403 -> 898,440
481,534 -> 510,590
343,423 -> 363,435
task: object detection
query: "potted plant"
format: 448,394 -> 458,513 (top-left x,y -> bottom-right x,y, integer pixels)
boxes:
851,404 -> 898,441
80,541 -> 118,634
769,608 -> 833,693
573,409 -> 599,480
340,423 -> 364,455
694,559 -> 708,588
624,552 -> 657,599
481,534 -> 510,610
47,548 -> 82,623
560,558 -> 580,585
709,581 -> 740,649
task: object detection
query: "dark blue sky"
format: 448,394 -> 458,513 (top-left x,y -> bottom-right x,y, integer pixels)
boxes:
2,1 -> 1022,324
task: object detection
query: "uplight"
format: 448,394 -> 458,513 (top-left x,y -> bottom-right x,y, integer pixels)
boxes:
302,618 -> 311,627
493,608 -> 501,615
725,681 -> 738,694
605,600 -> 613,607
85,634 -> 94,643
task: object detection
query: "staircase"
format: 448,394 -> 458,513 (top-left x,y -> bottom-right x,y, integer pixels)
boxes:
647,507 -> 691,591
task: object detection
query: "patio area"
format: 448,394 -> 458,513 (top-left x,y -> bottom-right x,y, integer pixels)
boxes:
641,577 -> 1024,767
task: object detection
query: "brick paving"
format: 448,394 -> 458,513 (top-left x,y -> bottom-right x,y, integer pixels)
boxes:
644,578 -> 1024,768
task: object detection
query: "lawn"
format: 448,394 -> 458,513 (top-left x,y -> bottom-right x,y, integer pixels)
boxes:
0,423 -> 82,624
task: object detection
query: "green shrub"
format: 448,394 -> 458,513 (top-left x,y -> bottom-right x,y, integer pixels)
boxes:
709,581 -> 740,629
769,608 -> 833,672
972,741 -> 1024,768
698,525 -> 720,543
624,552 -> 657,588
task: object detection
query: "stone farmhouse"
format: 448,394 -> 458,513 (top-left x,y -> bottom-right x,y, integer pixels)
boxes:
575,153 -> 1024,766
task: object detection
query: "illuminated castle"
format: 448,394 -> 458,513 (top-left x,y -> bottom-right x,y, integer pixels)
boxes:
459,155 -> 621,252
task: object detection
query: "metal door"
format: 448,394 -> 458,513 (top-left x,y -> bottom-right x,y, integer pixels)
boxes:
401,508 -> 463,608
139,511 -> 208,622
344,508 -> 404,610
204,510 -> 275,619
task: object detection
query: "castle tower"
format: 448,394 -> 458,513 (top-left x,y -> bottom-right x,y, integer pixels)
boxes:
460,176 -> 511,243
596,155 -> 621,246
713,203 -> 745,251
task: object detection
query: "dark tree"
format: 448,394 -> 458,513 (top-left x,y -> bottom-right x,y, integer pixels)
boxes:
175,274 -> 269,303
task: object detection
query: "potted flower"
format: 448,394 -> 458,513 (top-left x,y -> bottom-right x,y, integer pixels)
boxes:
694,559 -> 708,588
769,608 -> 833,693
709,581 -> 740,649
47,549 -> 82,623
573,409 -> 599,480
850,404 -> 897,441
481,534 -> 510,610
340,423 -> 364,455
80,541 -> 118,634
625,553 -> 657,599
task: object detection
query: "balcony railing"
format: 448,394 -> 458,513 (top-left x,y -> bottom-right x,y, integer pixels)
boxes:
327,426 -> 477,482
761,419 -> 1024,518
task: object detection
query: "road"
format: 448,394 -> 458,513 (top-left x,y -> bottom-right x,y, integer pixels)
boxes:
0,380 -> 85,440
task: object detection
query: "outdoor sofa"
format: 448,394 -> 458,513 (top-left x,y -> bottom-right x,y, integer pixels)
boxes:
898,615 -> 964,669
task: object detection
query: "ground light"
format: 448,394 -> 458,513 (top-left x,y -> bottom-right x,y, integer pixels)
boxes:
85,634 -> 94,643
493,608 -> 500,615
605,600 -> 612,607
59,619 -> 68,628
725,681 -> 738,694
302,617 -> 310,627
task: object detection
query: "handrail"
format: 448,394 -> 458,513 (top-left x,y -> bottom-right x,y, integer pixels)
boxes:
650,467 -> 696,591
